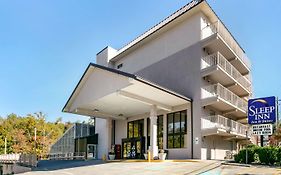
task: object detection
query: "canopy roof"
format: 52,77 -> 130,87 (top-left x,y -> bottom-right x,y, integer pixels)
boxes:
63,63 -> 191,120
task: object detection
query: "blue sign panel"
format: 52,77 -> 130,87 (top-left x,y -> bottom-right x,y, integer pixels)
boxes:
248,96 -> 276,124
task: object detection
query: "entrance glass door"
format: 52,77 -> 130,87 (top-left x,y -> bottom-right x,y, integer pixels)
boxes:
122,119 -> 145,159
122,137 -> 145,159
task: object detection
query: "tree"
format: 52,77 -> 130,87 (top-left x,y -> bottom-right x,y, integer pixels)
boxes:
0,113 -> 73,155
269,124 -> 281,146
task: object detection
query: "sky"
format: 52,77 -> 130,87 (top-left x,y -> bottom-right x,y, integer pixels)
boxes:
0,0 -> 280,122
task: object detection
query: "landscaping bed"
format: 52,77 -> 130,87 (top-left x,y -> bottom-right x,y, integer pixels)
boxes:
234,145 -> 281,165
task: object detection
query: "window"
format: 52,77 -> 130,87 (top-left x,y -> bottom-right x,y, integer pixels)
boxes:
147,115 -> 163,149
157,116 -> 163,149
127,119 -> 144,138
167,110 -> 187,148
117,63 -> 123,69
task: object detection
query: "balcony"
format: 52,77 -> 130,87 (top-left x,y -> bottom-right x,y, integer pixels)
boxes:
201,115 -> 250,139
201,83 -> 247,118
201,20 -> 251,75
201,52 -> 252,96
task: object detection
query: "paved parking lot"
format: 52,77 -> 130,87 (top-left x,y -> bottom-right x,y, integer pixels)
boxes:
20,160 -> 281,175
21,160 -> 219,175
201,164 -> 281,175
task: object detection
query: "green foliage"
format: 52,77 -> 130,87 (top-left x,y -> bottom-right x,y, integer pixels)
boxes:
0,113 -> 72,156
234,146 -> 281,165
234,146 -> 256,164
256,147 -> 276,165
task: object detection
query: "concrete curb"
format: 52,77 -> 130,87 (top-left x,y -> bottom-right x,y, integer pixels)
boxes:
185,161 -> 222,175
222,162 -> 251,167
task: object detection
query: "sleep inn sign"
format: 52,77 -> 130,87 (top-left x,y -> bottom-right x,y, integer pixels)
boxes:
248,96 -> 276,124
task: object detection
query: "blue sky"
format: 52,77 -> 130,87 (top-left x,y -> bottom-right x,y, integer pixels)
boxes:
0,0 -> 280,122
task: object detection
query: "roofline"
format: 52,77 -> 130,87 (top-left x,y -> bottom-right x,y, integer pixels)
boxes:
108,0 -> 247,62
203,1 -> 246,53
62,64 -> 92,112
96,46 -> 109,55
62,63 -> 192,112
109,0 -> 204,62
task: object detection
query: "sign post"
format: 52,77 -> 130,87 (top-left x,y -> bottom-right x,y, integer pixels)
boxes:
277,97 -> 280,130
246,131 -> 248,164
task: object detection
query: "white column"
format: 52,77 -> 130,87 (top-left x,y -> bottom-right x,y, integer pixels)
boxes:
107,118 -> 112,153
163,113 -> 167,150
149,105 -> 158,158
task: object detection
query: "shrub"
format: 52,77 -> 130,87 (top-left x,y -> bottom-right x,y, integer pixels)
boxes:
234,146 -> 280,165
234,147 -> 255,164
256,147 -> 276,165
275,147 -> 281,165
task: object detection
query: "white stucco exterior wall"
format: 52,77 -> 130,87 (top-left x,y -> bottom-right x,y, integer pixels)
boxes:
114,120 -> 127,145
113,13 -> 202,74
201,135 -> 236,160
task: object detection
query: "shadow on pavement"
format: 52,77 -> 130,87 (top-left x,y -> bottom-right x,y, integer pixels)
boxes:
32,160 -> 106,171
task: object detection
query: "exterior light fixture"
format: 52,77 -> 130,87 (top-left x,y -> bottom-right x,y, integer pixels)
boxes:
93,109 -> 99,112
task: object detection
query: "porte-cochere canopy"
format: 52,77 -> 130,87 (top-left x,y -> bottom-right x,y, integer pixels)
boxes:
63,63 -> 191,120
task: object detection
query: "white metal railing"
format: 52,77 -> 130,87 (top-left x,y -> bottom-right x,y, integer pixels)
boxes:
201,20 -> 251,70
230,120 -> 248,136
201,52 -> 252,92
244,74 -> 252,83
201,83 -> 248,112
47,152 -> 86,160
202,115 -> 249,136
201,115 -> 230,131
0,154 -> 37,167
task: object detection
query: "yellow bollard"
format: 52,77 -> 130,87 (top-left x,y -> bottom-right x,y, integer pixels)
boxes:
148,151 -> 151,162
102,154 -> 106,161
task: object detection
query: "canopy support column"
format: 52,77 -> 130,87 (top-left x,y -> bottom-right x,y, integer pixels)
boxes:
149,105 -> 158,158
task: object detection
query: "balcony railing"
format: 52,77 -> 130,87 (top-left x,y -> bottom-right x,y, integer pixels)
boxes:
201,83 -> 248,112
201,52 -> 252,92
202,115 -> 249,136
201,20 -> 251,70
244,74 -> 252,83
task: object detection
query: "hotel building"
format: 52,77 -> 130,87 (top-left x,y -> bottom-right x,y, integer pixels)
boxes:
63,0 -> 254,160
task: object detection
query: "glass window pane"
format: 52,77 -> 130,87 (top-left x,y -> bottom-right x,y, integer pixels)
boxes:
168,114 -> 173,134
158,115 -> 163,136
123,142 -> 127,158
128,122 -> 133,138
181,111 -> 187,133
180,134 -> 186,148
139,120 -> 144,137
174,135 -> 180,148
147,118 -> 150,136
137,141 -> 141,154
168,135 -> 173,148
174,112 -> 181,133
134,121 -> 139,138
158,137 -> 163,149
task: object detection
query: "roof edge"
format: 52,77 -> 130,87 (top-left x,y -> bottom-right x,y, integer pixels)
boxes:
62,63 -> 192,112
62,64 -> 92,112
110,0 -> 204,62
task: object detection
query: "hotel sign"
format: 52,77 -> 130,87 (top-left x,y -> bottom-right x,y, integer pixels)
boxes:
252,124 -> 273,135
248,96 -> 276,125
